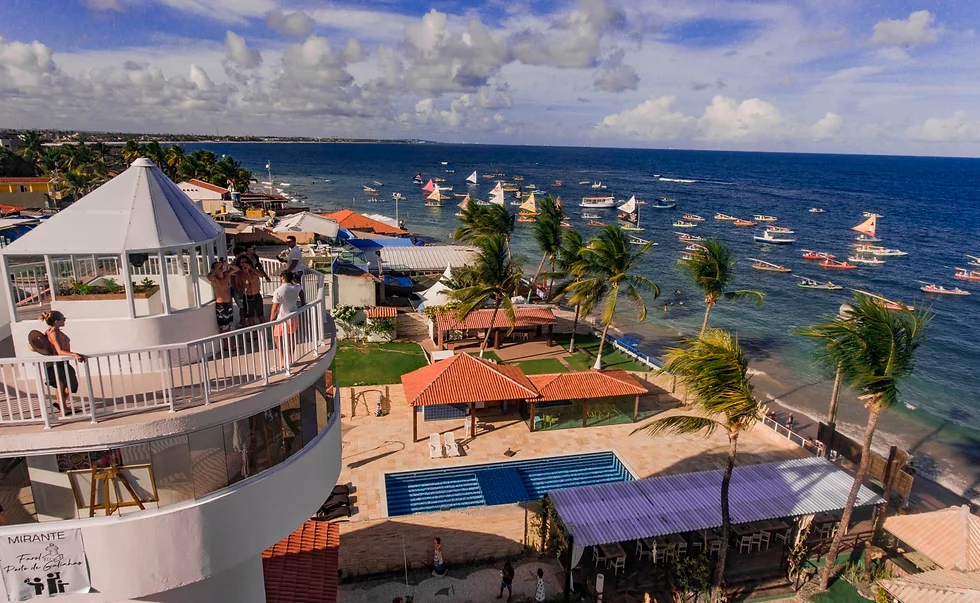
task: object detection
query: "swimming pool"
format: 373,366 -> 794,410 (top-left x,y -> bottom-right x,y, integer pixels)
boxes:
384,451 -> 633,516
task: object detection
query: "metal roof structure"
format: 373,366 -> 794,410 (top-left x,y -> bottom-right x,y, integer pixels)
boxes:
3,158 -> 222,254
550,457 -> 883,547
380,245 -> 477,272
879,569 -> 980,603
884,505 -> 980,571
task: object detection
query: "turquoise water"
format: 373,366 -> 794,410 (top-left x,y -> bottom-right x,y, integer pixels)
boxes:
384,451 -> 632,516
185,142 -> 980,486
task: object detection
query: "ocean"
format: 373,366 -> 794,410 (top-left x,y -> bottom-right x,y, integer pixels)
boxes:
186,142 -> 980,498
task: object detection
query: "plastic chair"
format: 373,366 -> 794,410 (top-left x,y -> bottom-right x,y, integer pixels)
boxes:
738,536 -> 753,554
635,540 -> 651,561
655,545 -> 666,564
709,540 -> 721,555
592,546 -> 606,567
607,556 -> 625,575
759,530 -> 771,550
750,533 -> 763,552
774,530 -> 789,544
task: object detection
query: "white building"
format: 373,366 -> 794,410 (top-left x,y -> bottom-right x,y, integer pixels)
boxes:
0,159 -> 340,602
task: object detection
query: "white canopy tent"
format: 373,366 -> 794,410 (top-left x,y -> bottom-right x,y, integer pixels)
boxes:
419,265 -> 454,308
273,212 -> 340,240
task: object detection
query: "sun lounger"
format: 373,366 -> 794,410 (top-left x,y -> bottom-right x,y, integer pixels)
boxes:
429,432 -> 444,458
444,431 -> 461,457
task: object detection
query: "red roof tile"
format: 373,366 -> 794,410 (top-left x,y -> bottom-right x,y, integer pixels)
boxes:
319,209 -> 409,236
0,204 -> 24,215
365,306 -> 398,318
262,520 -> 339,603
0,177 -> 51,184
182,178 -> 228,194
402,353 -> 540,406
528,370 -> 648,401
436,307 -> 557,331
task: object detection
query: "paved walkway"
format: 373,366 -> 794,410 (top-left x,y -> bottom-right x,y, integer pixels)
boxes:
339,559 -> 562,603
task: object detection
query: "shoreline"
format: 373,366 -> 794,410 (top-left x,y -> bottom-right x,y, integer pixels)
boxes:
591,312 -> 980,505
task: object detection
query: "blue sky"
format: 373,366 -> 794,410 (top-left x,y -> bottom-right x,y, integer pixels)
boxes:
1,0 -> 979,156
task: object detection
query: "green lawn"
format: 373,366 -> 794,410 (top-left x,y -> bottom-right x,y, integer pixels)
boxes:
333,341 -> 428,386
512,358 -> 567,375
810,579 -> 873,603
554,333 -> 653,372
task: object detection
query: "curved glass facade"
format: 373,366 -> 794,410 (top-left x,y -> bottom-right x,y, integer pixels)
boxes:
0,371 -> 335,525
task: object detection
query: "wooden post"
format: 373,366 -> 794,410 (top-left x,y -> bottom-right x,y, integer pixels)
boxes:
547,324 -> 554,346
413,405 -> 418,442
494,328 -> 501,349
437,325 -> 444,350
529,402 -> 536,432
633,394 -> 639,422
582,399 -> 588,428
470,402 -> 477,437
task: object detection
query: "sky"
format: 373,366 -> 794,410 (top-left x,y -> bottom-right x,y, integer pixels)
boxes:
1,0 -> 979,156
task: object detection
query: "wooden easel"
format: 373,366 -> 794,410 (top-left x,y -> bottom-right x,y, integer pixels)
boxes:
88,464 -> 145,517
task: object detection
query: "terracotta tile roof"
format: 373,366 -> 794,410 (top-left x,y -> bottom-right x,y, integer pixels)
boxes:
365,306 -> 398,318
320,209 -> 409,236
885,506 -> 980,570
401,353 -> 539,406
182,178 -> 228,194
879,569 -> 980,603
436,307 -> 557,331
0,177 -> 51,184
528,370 -> 648,401
0,204 -> 25,215
262,520 -> 339,603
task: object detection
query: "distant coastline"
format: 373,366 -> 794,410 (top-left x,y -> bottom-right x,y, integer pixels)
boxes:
0,128 -> 425,145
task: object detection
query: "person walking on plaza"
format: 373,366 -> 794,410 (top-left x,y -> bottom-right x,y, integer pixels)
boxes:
432,537 -> 446,577
496,561 -> 514,600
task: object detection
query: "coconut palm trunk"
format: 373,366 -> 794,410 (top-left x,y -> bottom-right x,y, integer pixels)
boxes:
569,305 -> 581,353
593,321 -> 612,370
713,432 -> 739,601
479,299 -> 502,358
818,399 -> 882,589
527,252 -> 549,303
699,298 -> 715,338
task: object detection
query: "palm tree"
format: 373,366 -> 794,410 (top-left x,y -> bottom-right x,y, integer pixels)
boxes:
121,140 -> 141,165
449,234 -> 521,358
550,228 -> 596,353
565,225 -> 659,369
527,196 -> 564,302
59,167 -> 95,200
16,130 -> 45,174
164,144 -> 185,180
680,239 -> 764,338
453,203 -> 515,255
635,329 -> 759,602
798,294 -> 929,590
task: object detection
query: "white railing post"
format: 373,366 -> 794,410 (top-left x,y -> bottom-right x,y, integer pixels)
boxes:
157,250 -> 173,315
34,364 -> 52,430
163,350 -> 177,412
200,347 -> 212,405
0,254 -> 17,323
259,328 -> 270,385
82,360 -> 97,424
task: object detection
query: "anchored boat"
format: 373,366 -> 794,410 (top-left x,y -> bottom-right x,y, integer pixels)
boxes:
754,230 -> 796,244
673,220 -> 697,228
819,259 -> 856,270
802,250 -> 835,260
954,268 -> 980,281
651,197 -> 676,209
715,213 -> 738,221
754,215 -> 777,222
798,278 -> 843,290
733,219 -> 757,227
580,196 -> 616,208
749,258 -> 792,273
682,213 -> 703,221
921,284 -> 971,296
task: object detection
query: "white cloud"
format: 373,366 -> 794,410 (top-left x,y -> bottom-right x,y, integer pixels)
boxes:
907,112 -> 980,142
265,9 -> 315,38
599,96 -> 696,140
873,10 -> 943,48
224,31 -> 261,68
0,36 -> 61,89
697,96 -> 785,141
811,112 -> 843,139
593,49 -> 638,93
510,0 -> 627,69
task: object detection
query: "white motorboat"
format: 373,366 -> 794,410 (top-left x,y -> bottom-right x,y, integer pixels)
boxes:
580,196 -> 616,208
848,254 -> 885,265
754,230 -> 796,244
809,208 -> 825,213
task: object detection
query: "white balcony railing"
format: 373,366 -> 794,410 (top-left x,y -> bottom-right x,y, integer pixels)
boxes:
0,299 -> 329,428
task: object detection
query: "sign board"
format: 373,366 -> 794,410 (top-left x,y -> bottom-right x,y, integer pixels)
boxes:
0,529 -> 90,599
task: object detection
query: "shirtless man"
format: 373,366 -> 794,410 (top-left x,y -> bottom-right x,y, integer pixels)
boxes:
236,257 -> 265,326
206,259 -> 239,333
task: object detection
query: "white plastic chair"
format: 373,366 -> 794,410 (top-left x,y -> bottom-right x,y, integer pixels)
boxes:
635,540 -> 650,561
444,431 -> 461,457
750,533 -> 762,552
607,555 -> 625,575
759,531 -> 771,550
739,536 -> 753,554
592,546 -> 606,567
429,433 -> 444,459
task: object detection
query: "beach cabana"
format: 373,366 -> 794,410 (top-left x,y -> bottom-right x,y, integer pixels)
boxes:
524,370 -> 648,431
400,353 -> 539,442
432,306 -> 557,350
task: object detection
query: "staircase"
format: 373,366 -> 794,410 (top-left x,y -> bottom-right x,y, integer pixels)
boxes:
397,312 -> 430,343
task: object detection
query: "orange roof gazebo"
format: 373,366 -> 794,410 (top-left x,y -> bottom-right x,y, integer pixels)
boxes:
401,353 -> 539,441
527,370 -> 649,430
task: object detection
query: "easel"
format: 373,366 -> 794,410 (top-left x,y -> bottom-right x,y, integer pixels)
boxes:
88,464 -> 145,517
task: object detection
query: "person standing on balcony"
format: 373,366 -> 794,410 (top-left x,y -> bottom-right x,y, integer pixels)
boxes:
206,259 -> 239,335
236,257 -> 264,327
279,235 -> 303,275
246,245 -> 270,281
39,311 -> 85,414
270,270 -> 302,364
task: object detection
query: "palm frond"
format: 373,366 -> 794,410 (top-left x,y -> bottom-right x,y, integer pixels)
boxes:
724,289 -> 766,305
632,414 -> 723,438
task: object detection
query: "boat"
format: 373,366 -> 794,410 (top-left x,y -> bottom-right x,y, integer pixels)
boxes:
425,186 -> 448,206
560,220 -> 573,228
617,196 -> 643,230
870,248 -> 907,257
526,184 -> 537,190
848,254 -> 885,265
502,184 -> 520,192
863,211 -> 882,218
676,233 -> 702,242
578,180 -> 590,185
482,174 -> 495,180
434,177 -> 447,183
413,172 -> 423,184
279,182 -> 291,187
455,195 -> 471,217
517,215 -> 536,223
954,268 -> 980,281
852,213 -> 881,243
673,220 -> 697,228
715,213 -> 738,221
733,219 -> 757,227
373,180 -> 384,187
440,161 -> 449,165
802,251 -> 836,260
851,289 -> 915,311
582,211 -> 600,219
682,213 -> 703,221
754,215 -> 777,222
489,182 -> 506,206
920,284 -> 971,296
684,244 -> 707,252
651,197 -> 676,209
809,208 -> 825,213
552,180 -> 563,187
392,192 -> 404,201
749,258 -> 792,273
679,251 -> 695,262
967,254 -> 980,267
586,220 -> 607,227
767,226 -> 794,234
421,179 -> 435,193
445,169 -> 455,173
580,196 -> 616,208
591,182 -> 606,189
798,278 -> 843,290
519,193 -> 539,216
629,236 -> 656,246
513,176 -> 524,181
754,230 -> 796,244
819,259 -> 856,270
363,185 -> 379,193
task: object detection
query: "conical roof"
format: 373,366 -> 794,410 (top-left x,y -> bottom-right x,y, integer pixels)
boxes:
3,158 -> 223,255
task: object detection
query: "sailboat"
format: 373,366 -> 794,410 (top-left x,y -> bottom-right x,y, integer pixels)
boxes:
629,235 -> 656,246
519,193 -> 539,216
455,194 -> 471,217
421,179 -> 435,194
489,182 -> 506,206
617,196 -> 644,231
425,185 -> 447,207
413,172 -> 423,185
466,171 -> 478,184
748,258 -> 792,273
852,213 -> 881,243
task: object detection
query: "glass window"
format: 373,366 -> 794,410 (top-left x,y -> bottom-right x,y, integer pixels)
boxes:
0,458 -> 36,525
188,426 -> 230,498
148,435 -> 195,505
